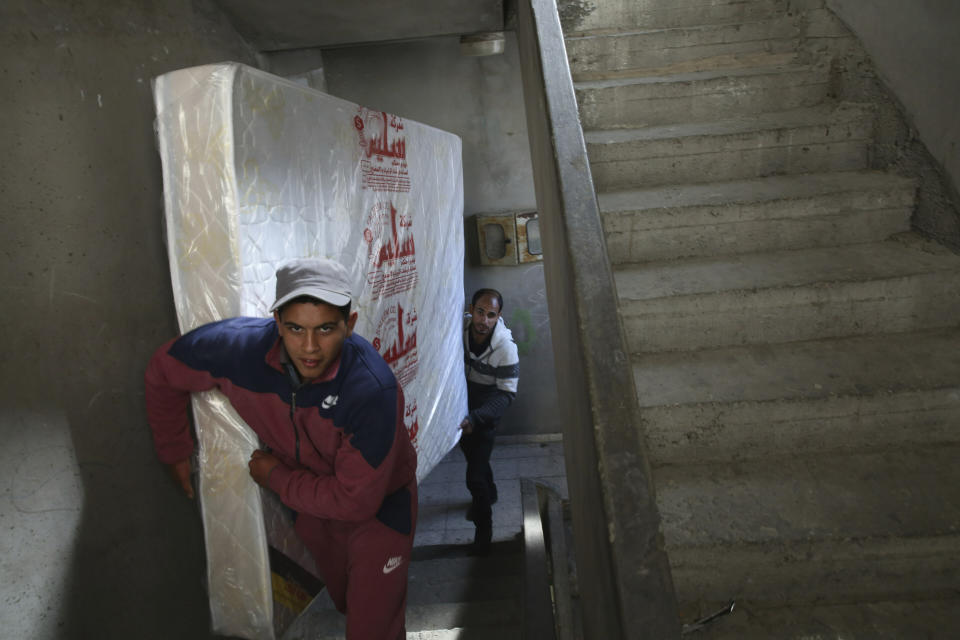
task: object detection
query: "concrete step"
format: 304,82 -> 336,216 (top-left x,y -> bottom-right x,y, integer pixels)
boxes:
601,171 -> 915,264
682,597 -> 960,639
798,7 -> 861,63
614,234 -> 960,353
575,64 -> 829,130
571,50 -> 799,84
292,601 -> 522,640
407,543 -> 522,604
566,17 -> 802,80
563,0 -> 823,36
658,446 -> 960,605
634,328 -> 960,465
406,629 -> 521,640
282,542 -> 522,639
406,569 -> 521,607
585,103 -> 873,190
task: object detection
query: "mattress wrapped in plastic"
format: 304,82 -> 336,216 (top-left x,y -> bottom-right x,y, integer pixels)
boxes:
153,62 -> 466,640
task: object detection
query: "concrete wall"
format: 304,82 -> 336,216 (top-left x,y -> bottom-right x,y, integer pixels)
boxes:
826,0 -> 960,198
0,1 -> 258,638
824,0 -> 960,247
322,33 -> 561,436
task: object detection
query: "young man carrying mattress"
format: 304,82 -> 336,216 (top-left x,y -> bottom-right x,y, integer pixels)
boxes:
144,258 -> 417,640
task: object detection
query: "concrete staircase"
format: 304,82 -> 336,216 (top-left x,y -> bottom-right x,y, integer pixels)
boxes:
282,539 -> 523,639
562,0 -> 960,630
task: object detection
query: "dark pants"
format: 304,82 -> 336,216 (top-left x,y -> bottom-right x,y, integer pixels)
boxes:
459,427 -> 497,531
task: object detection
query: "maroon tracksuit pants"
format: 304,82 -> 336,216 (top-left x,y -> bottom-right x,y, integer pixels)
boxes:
295,482 -> 418,640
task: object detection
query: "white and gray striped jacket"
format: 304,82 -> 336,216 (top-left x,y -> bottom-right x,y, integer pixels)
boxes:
463,317 -> 519,428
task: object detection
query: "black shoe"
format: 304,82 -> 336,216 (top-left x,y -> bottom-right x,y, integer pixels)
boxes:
468,525 -> 492,557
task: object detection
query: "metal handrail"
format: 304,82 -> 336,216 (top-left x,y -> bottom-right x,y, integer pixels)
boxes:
514,0 -> 681,637
521,479 -> 580,640
521,479 -> 558,640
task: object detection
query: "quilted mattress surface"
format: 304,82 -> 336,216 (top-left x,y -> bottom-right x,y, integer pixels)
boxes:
153,62 -> 466,639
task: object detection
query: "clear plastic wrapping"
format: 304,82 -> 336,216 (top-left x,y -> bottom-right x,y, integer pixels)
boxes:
153,62 -> 466,639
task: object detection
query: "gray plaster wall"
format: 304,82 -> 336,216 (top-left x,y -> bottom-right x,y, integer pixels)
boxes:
826,0 -> 960,239
322,33 -> 561,436
0,1 -> 258,638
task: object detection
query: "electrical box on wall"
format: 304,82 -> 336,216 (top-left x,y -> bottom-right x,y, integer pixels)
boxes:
515,211 -> 542,263
474,211 -> 543,266
476,213 -> 517,266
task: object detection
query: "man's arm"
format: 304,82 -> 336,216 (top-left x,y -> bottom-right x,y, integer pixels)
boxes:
466,387 -> 515,429
144,337 -> 220,496
265,385 -> 410,523
168,458 -> 195,499
466,339 -> 519,429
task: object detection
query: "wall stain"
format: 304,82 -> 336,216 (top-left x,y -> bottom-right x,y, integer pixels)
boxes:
557,0 -> 597,32
510,307 -> 537,356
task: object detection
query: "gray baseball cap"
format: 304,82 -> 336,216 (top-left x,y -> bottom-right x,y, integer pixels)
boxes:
269,258 -> 352,312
